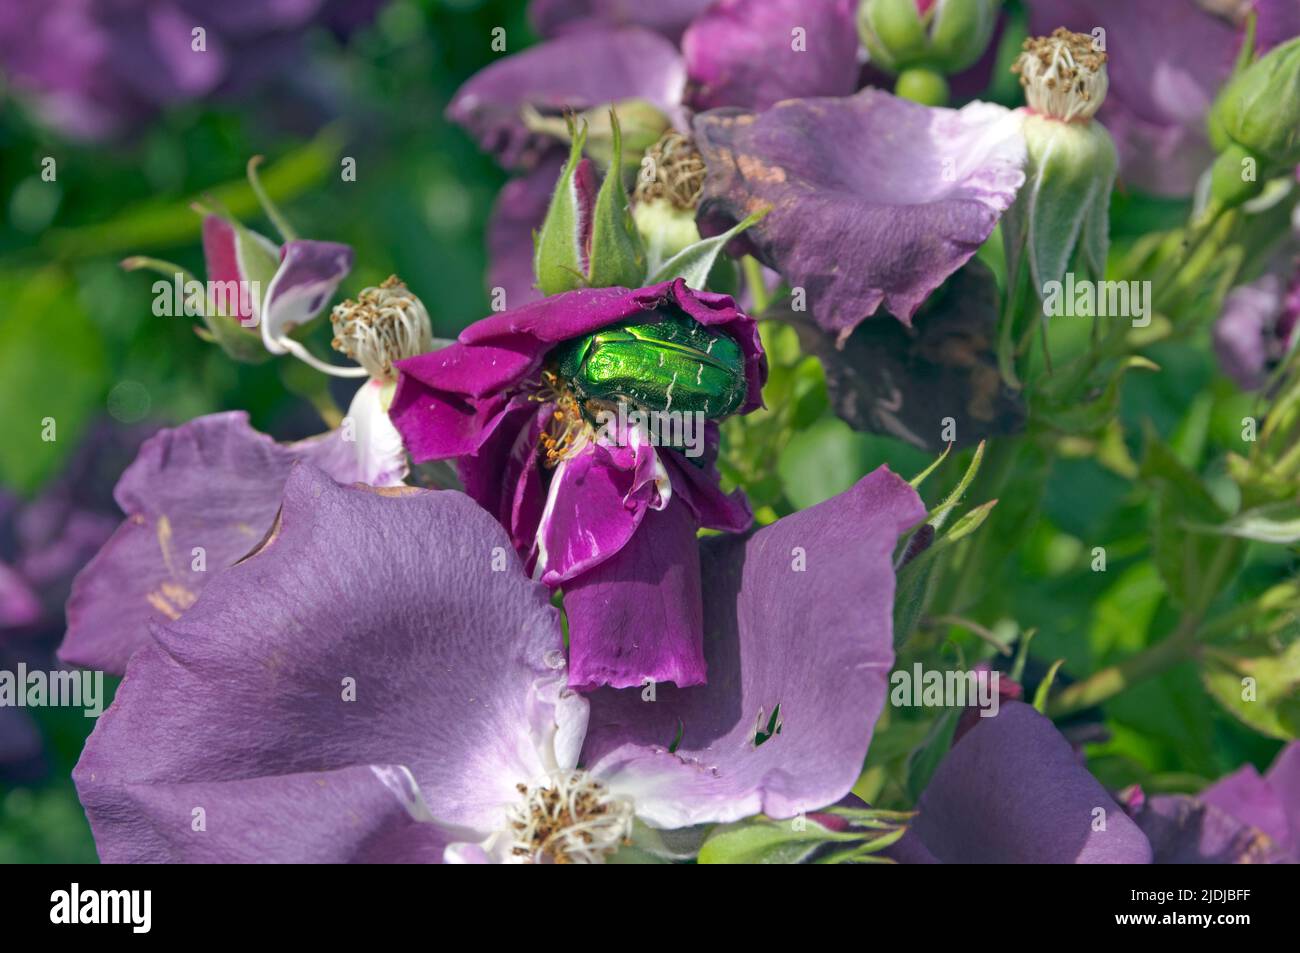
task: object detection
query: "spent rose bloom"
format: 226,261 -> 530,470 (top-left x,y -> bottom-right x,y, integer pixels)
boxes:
390,280 -> 766,690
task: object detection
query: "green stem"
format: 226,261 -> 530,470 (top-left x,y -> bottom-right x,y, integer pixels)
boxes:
742,256 -> 770,316
1048,539 -> 1243,717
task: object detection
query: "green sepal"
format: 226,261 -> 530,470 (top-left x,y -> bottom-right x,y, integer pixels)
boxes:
586,110 -> 648,289
534,121 -> 592,296
644,208 -> 768,289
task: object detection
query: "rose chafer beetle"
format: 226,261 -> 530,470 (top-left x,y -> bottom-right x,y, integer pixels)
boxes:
552,305 -> 747,421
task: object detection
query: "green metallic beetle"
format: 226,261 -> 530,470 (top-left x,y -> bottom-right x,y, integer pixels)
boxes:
552,306 -> 748,422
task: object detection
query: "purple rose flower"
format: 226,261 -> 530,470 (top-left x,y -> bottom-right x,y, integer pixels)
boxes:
889,702 -> 1153,863
74,462 -> 922,862
694,89 -> 1026,339
1027,0 -> 1299,197
390,280 -> 767,690
0,0 -> 381,142
1213,264 -> 1300,390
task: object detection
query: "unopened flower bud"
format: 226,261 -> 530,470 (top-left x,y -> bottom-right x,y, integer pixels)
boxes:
330,276 -> 433,382
859,0 -> 1001,78
1208,36 -> 1300,207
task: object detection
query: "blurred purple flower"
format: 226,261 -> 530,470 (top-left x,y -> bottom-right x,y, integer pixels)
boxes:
75,463 -> 922,862
390,281 -> 766,690
695,90 -> 1025,338
530,0 -> 716,44
0,0 -> 382,142
680,0 -> 861,112
1027,0 -> 1299,198
1123,745 -> 1300,864
1212,263 -> 1300,389
889,701 -> 1153,863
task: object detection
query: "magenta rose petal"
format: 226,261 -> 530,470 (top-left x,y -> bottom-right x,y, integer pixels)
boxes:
564,495 -> 708,691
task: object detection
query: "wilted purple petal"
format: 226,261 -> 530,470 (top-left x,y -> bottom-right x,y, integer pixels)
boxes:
794,261 -> 1025,450
447,27 -> 686,169
1027,0 -> 1240,197
903,701 -> 1152,863
60,412 -> 364,674
580,467 -> 925,827
695,91 -> 1025,336
682,0 -> 860,112
530,0 -> 714,44
75,467 -> 582,862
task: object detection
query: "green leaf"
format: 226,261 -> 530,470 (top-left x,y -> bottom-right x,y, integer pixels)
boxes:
1202,636 -> 1300,740
698,814 -> 900,865
777,416 -> 929,511
534,123 -> 591,296
1032,658 -> 1066,713
1193,500 -> 1300,544
0,270 -> 108,493
585,110 -> 647,289
1142,432 -> 1235,608
645,209 -> 768,288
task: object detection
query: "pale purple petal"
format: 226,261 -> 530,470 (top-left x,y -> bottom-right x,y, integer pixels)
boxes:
447,27 -> 686,169
581,467 -> 925,827
904,702 -> 1153,863
695,91 -> 1025,335
75,467 -> 582,862
683,0 -> 860,112
1201,742 -> 1300,857
60,412 -> 363,674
